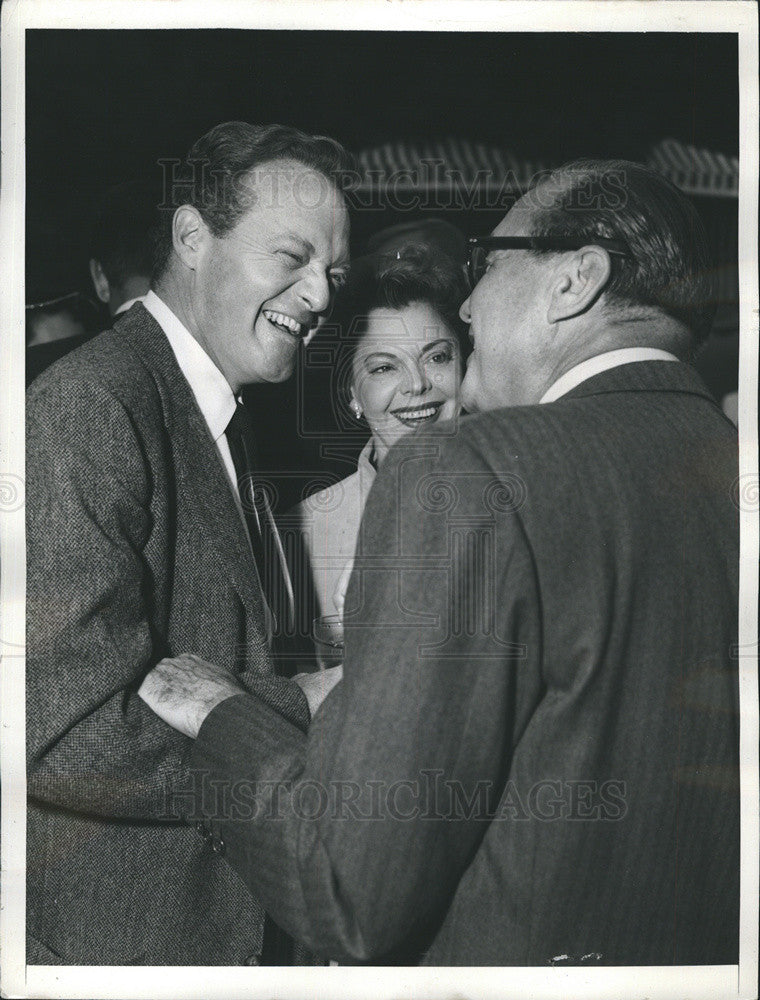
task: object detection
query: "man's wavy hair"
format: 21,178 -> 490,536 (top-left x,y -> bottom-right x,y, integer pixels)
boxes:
152,121 -> 354,280
526,159 -> 716,348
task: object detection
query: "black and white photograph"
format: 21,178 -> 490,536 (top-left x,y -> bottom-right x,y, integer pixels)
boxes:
1,2 -> 758,998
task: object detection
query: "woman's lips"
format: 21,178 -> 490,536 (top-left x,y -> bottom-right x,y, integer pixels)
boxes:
391,401 -> 445,427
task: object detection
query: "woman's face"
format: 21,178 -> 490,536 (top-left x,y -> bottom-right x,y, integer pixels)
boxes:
350,301 -> 463,464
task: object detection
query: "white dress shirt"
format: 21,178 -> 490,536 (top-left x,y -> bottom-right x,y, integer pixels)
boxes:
142,291 -> 293,637
114,294 -> 147,316
539,347 -> 679,404
142,290 -> 240,498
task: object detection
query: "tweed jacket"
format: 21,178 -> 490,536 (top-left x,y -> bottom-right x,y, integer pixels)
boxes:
26,303 -> 310,965
192,360 -> 740,966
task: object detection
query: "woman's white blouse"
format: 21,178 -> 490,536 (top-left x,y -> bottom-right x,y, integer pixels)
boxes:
291,440 -> 376,619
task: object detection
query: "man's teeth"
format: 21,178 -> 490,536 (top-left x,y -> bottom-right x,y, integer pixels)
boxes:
395,406 -> 439,419
263,310 -> 303,335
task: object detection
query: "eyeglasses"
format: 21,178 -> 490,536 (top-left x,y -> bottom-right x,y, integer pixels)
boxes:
466,236 -> 632,290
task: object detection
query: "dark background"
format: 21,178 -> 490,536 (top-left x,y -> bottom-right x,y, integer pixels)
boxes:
25,29 -> 740,502
26,29 -> 738,295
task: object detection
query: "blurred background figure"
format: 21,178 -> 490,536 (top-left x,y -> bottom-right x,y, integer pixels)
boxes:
722,390 -> 738,425
26,213 -> 100,355
26,180 -> 157,386
88,179 -> 155,317
25,292 -> 98,348
364,217 -> 467,266
25,289 -> 102,388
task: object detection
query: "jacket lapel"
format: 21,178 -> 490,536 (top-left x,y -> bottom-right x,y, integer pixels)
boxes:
122,306 -> 265,630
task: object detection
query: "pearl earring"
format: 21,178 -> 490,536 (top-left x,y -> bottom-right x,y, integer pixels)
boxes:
351,401 -> 363,419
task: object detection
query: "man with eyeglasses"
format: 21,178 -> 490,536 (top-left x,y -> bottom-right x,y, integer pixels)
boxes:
140,159 -> 739,966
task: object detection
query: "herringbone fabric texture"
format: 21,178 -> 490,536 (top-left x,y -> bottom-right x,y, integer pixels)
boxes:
193,361 -> 740,966
26,304 -> 312,965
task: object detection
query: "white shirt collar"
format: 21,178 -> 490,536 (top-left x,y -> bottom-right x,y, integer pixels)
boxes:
539,348 -> 679,404
142,289 -> 237,441
114,294 -> 147,316
356,438 -> 378,500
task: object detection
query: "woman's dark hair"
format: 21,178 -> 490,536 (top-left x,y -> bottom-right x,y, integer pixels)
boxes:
152,121 -> 354,280
336,242 -> 471,381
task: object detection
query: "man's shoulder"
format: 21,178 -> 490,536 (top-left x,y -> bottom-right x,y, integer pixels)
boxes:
417,373 -> 734,487
389,405 -> 572,471
375,403 -> 616,508
453,406 -> 552,455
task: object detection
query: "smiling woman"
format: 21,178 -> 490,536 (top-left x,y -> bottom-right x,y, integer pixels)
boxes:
351,302 -> 461,457
289,244 -> 470,624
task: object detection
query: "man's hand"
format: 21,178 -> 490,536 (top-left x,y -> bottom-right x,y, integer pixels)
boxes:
138,653 -> 246,738
292,665 -> 343,717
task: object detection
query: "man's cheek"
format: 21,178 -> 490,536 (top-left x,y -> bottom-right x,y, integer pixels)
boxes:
463,359 -> 479,387
460,371 -> 480,413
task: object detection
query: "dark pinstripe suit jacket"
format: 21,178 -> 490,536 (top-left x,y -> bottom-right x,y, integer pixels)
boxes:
26,304 -> 310,965
192,360 -> 740,966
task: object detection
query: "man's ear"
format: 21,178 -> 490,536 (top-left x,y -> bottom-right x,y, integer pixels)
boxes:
89,258 -> 110,304
546,247 -> 611,323
171,205 -> 207,271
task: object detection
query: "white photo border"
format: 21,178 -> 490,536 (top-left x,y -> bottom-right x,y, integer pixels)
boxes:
2,3 -> 757,998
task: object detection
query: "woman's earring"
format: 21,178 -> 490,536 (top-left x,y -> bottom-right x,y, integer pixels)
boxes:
351,401 -> 363,419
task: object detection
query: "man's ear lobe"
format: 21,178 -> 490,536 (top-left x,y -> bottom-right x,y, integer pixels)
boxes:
172,205 -> 206,271
546,247 -> 611,323
89,259 -> 110,304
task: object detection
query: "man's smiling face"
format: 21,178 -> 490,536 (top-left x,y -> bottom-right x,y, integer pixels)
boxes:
189,158 -> 350,392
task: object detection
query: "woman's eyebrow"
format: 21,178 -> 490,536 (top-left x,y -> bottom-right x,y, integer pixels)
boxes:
421,339 -> 454,353
360,351 -> 399,363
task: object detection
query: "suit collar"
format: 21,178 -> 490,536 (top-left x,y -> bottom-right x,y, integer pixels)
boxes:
142,290 -> 237,442
540,348 -> 679,403
116,304 -> 265,631
558,359 -> 717,406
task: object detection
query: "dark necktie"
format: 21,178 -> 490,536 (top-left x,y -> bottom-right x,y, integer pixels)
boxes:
224,400 -> 291,637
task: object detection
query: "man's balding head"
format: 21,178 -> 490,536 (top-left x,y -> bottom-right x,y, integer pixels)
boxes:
524,160 -> 715,347
459,159 -> 715,412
